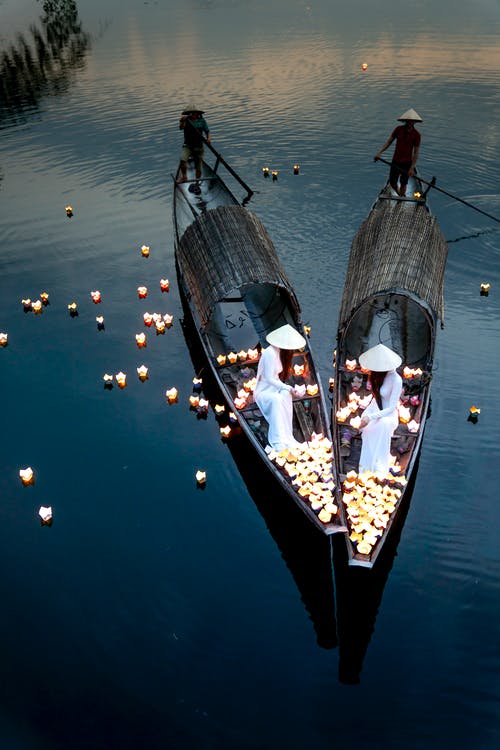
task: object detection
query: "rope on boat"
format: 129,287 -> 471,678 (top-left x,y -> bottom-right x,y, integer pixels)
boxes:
375,157 -> 500,224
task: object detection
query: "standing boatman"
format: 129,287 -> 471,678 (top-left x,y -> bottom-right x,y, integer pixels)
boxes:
374,108 -> 422,197
178,104 -> 211,183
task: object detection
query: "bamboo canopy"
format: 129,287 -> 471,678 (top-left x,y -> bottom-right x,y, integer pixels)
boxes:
338,197 -> 448,329
177,205 -> 300,326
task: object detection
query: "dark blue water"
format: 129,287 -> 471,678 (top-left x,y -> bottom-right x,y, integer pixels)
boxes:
1,1 -> 500,748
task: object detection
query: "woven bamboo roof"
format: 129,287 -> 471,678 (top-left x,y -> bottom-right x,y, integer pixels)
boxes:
338,197 -> 448,328
177,205 -> 299,326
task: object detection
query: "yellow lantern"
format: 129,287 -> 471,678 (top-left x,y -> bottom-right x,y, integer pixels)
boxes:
116,372 -> 127,388
216,354 -> 227,366
137,365 -> 149,381
0,332 -> 8,347
227,351 -> 238,364
166,387 -> 178,403
136,332 -> 147,348
141,245 -> 150,257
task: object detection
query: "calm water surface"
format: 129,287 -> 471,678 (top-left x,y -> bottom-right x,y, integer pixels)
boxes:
1,1 -> 500,748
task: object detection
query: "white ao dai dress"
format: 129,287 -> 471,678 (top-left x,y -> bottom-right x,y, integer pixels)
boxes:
359,369 -> 402,473
254,345 -> 303,451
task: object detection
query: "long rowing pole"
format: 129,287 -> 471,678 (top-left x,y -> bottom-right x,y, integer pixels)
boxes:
375,156 -> 500,224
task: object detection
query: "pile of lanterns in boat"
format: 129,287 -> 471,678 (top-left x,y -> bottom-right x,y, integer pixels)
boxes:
336,359 -> 423,434
215,348 -> 260,367
342,466 -> 407,556
267,434 -> 338,525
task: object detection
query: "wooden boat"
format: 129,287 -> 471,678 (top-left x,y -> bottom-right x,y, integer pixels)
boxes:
332,175 -> 448,567
173,146 -> 344,535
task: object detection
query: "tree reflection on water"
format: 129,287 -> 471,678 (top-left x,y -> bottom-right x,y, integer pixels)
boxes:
0,0 -> 91,127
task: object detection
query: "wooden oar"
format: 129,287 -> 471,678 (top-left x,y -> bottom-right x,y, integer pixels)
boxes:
375,156 -> 500,224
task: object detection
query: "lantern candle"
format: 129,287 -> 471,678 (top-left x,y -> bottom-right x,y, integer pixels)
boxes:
409,395 -> 420,406
136,332 -> 147,348
197,398 -> 209,413
192,377 -> 203,392
68,302 -> 78,317
237,388 -> 248,400
227,352 -> 238,364
32,300 -> 43,314
39,506 -> 53,524
214,404 -> 225,415
247,348 -> 259,361
143,313 -> 153,327
189,394 -> 200,408
220,425 -> 231,439
195,470 -> 207,485
480,282 -> 490,296
152,313 -> 162,324
350,416 -> 362,430
141,245 -> 150,257
398,404 -> 411,424
272,170 -> 278,181
345,359 -> 357,371
65,205 -> 73,217
414,191 -> 422,199
328,377 -> 335,391
306,383 -> 319,396
91,290 -> 101,304
237,349 -> 247,361
137,365 -> 149,382
155,320 -> 166,334
19,467 -> 34,486
40,292 -> 49,305
293,164 -> 300,175
103,373 -> 113,389
160,278 -> 170,292
234,396 -> 247,409
22,298 -> 32,311
116,372 -> 127,388
0,332 -> 8,347
96,316 -> 105,330
262,167 -> 270,177
166,387 -> 178,403
216,354 -> 227,366
293,364 -> 305,376
243,380 -> 253,393
137,286 -> 148,299
163,314 -> 173,328
303,325 -> 311,337
228,411 -> 238,424
362,62 -> 368,70
469,405 -> 481,415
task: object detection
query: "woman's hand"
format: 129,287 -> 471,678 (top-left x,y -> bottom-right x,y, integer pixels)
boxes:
359,415 -> 370,429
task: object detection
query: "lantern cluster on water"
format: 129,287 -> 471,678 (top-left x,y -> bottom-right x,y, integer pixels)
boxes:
342,468 -> 407,556
268,434 -> 337,524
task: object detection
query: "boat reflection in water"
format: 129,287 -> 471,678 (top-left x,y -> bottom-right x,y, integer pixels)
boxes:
180,311 -> 338,650
332,465 -> 418,684
0,0 -> 91,125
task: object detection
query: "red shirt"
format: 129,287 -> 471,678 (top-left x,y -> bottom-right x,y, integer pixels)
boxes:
391,125 -> 421,163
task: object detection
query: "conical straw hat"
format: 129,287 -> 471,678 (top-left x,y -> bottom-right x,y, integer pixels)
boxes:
359,344 -> 402,372
182,103 -> 205,115
266,324 -> 306,350
398,108 -> 423,122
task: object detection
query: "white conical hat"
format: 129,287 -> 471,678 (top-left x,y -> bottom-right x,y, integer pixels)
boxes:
359,344 -> 402,371
182,103 -> 205,115
398,108 -> 423,122
266,324 -> 306,350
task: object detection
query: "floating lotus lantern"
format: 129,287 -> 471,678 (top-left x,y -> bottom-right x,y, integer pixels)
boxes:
160,278 -> 170,292
293,164 -> 300,175
243,379 -> 256,393
68,302 -> 78,317
272,170 -> 278,181
306,383 -> 319,396
163,314 -> 173,328
96,315 -> 105,330
189,394 -> 200,408
166,387 -> 178,403
103,373 -> 113,389
40,292 -> 49,306
234,396 -> 247,409
303,325 -> 311,337
137,365 -> 149,382
350,416 -> 362,430
214,404 -> 225,415
39,506 -> 53,525
152,313 -> 162,324
328,377 -> 335,391
0,332 -> 8,347
220,425 -> 231,439
227,351 -> 238,364
237,388 -> 248,400
91,290 -> 101,304
142,312 -> 153,327
116,371 -> 127,388
22,298 -> 32,311
197,398 -> 209,414
414,191 -> 422,199
31,299 -> 42,314
195,470 -> 207,485
19,467 -> 34,486
228,411 -> 238,424
137,286 -> 148,299
247,348 -> 259,361
345,358 -> 357,371
336,406 -> 351,422
468,405 -> 480,423
65,205 -> 73,217
362,62 -> 368,70
480,282 -> 490,296
294,363 -> 305,376
141,245 -> 150,258
262,167 -> 270,177
192,377 -> 203,392
136,332 -> 147,348
237,349 -> 247,362
407,419 -> 419,433
155,320 -> 166,334
216,354 -> 227,366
